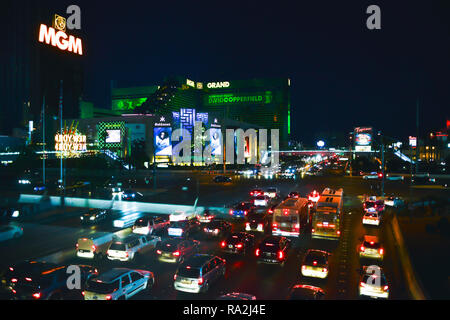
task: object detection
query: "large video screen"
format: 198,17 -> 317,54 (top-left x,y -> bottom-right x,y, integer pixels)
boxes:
106,129 -> 121,143
355,133 -> 372,146
210,128 -> 222,155
154,127 -> 172,156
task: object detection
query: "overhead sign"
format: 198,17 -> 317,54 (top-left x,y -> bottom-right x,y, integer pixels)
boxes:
207,81 -> 230,89
38,15 -> 83,55
409,136 -> 417,148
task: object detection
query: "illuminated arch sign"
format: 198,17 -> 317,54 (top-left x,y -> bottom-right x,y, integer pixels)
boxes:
38,23 -> 83,55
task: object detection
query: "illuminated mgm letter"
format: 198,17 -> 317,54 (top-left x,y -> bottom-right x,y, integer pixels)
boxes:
38,24 -> 83,55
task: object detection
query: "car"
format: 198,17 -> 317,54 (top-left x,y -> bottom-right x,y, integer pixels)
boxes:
287,284 -> 325,300
169,210 -> 197,222
363,172 -> 382,180
253,195 -> 270,207
359,235 -> 384,260
213,175 -> 232,183
307,190 -> 320,203
362,210 -> 381,226
7,262 -> 98,300
203,219 -> 232,237
168,220 -> 200,238
217,292 -> 256,300
363,199 -> 385,213
0,225 -> 23,242
156,238 -> 200,263
132,216 -> 169,235
76,233 -> 114,260
107,234 -> 161,262
264,187 -> 279,199
386,174 -> 404,181
255,236 -> 291,266
229,202 -> 254,218
249,189 -> 264,197
2,261 -> 56,292
287,191 -> 300,199
220,232 -> 255,255
174,254 -> 226,293
197,210 -> 216,224
121,189 -> 143,201
359,266 -> 389,299
384,196 -> 405,208
301,249 -> 330,279
84,268 -> 154,300
245,211 -> 269,233
33,183 -> 46,193
80,209 -> 108,225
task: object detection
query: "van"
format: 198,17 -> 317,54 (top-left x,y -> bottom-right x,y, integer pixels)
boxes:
76,232 -> 114,260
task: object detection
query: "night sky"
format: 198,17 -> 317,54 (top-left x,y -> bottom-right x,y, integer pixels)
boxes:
45,0 -> 449,144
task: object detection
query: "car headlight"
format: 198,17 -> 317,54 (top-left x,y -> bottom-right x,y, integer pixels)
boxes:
90,216 -> 96,220
80,216 -> 84,220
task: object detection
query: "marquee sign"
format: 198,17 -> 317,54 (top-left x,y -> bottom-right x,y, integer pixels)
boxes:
38,14 -> 83,55
207,81 -> 230,89
54,122 -> 87,152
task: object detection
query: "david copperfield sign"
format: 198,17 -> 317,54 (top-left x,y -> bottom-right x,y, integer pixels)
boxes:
38,14 -> 83,55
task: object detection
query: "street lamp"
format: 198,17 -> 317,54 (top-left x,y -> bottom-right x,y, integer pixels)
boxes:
317,140 -> 325,149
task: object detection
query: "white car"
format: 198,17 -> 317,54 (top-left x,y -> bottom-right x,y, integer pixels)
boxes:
84,268 -> 154,300
359,266 -> 389,299
362,210 -> 381,226
264,188 -> 279,199
363,173 -> 380,180
107,234 -> 161,262
0,225 -> 23,242
384,196 -> 404,207
253,195 -> 269,207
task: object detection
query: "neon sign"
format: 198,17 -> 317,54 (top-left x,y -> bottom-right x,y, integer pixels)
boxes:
205,92 -> 273,105
55,133 -> 87,152
207,82 -> 230,89
38,23 -> 83,55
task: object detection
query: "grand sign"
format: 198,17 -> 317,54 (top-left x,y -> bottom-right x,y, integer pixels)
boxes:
38,15 -> 83,55
207,81 -> 230,89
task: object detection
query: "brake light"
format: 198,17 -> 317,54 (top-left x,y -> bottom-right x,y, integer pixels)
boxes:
32,292 -> 41,299
272,223 -> 278,230
221,241 -> 226,248
278,251 -> 284,259
156,250 -> 162,255
268,209 -> 273,214
9,267 -> 13,272
25,277 -> 32,282
203,228 -> 207,232
322,268 -> 328,273
317,223 -> 323,227
11,278 -> 17,283
244,211 -> 247,216
76,243 -> 78,248
313,261 -> 317,266
255,249 -> 260,256
236,244 -> 243,249
360,282 -> 366,287
105,295 -> 112,300
360,246 -> 365,252
81,291 -> 85,296
198,277 -> 204,285
311,228 -> 315,233
91,245 -> 96,252
229,210 -> 233,215
337,230 -> 341,235
258,224 -> 263,229
294,223 -> 300,230
173,251 -> 180,256
383,285 -> 389,291
379,248 -> 384,255
174,274 -> 177,280
125,252 -> 129,257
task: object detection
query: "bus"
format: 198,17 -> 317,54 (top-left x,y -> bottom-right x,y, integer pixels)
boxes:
272,198 -> 310,237
311,189 -> 343,240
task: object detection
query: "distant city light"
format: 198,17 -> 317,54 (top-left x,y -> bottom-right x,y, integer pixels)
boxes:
317,140 -> 325,148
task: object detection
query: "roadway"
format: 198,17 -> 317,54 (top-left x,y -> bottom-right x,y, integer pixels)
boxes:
0,173 -> 413,300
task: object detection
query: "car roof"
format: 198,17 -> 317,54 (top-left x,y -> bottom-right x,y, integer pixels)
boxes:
306,249 -> 329,257
363,235 -> 379,242
115,234 -> 143,244
262,236 -> 282,243
94,268 -> 131,283
183,254 -> 214,267
161,238 -> 183,246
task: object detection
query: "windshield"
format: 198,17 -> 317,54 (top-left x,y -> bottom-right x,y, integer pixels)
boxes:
177,267 -> 200,278
170,221 -> 187,228
275,214 -> 298,223
86,279 -> 119,294
314,212 -> 338,222
157,241 -> 179,252
109,243 -> 126,251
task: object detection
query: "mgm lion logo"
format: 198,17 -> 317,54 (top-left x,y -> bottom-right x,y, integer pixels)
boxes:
53,14 -> 66,32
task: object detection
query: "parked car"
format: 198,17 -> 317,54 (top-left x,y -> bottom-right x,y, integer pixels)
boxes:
156,238 -> 200,263
84,268 -> 154,300
174,254 -> 226,293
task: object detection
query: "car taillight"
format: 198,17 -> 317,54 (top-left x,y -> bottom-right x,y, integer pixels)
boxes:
105,295 -> 112,300
255,249 -> 260,256
174,274 -> 177,281
311,228 -> 315,233
337,230 -> 341,235
268,209 -> 273,214
245,223 -> 250,227
91,245 -> 96,252
203,228 -> 207,232
244,211 -> 247,216
360,282 -> 366,287
302,265 -> 306,270
76,243 -> 78,248
81,291 -> 85,296
221,241 -> 226,248
214,228 -> 219,233
25,277 -> 32,282
258,224 -> 263,229
9,267 -> 13,272
317,223 -> 323,227
383,285 -> 389,291
32,292 -> 41,299
272,223 -> 278,230
236,244 -> 243,249
156,250 -> 162,255
173,251 -> 180,256
278,251 -> 284,259
379,248 -> 384,255
198,277 -> 204,285
360,246 -> 365,252
229,210 -> 233,215
322,268 -> 328,273
11,278 -> 17,283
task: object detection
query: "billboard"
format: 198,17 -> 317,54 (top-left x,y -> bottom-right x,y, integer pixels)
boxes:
154,127 -> 172,156
409,136 -> 417,148
105,129 -> 121,143
354,127 -> 373,152
210,128 -> 222,156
